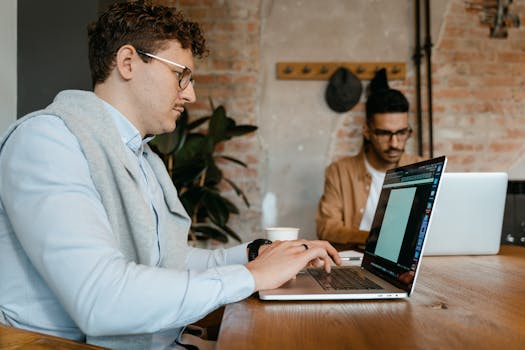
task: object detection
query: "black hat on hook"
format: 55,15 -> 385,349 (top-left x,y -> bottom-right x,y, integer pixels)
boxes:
325,67 -> 362,113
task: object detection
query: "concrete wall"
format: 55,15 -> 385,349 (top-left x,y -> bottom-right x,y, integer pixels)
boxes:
173,0 -> 452,242
0,0 -> 17,132
257,0 -> 439,237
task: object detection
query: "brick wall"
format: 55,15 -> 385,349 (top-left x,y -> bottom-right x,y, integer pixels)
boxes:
154,0 -> 525,242
432,0 -> 525,171
156,0 -> 263,241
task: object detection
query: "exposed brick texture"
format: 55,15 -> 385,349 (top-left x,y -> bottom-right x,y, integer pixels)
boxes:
431,0 -> 525,172
330,0 -> 525,173
155,0 -> 262,241
154,0 -> 525,242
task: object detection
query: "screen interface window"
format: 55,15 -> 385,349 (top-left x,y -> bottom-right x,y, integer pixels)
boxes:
364,160 -> 444,290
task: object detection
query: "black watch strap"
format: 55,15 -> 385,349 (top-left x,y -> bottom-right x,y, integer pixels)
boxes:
247,238 -> 272,261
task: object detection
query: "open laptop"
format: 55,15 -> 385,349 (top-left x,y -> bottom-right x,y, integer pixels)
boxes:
259,156 -> 447,300
424,172 -> 507,256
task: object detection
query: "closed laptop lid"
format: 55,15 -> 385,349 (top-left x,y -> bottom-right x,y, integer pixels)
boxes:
424,172 -> 508,256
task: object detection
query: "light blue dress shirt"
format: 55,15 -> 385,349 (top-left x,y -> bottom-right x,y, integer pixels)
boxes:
0,102 -> 255,346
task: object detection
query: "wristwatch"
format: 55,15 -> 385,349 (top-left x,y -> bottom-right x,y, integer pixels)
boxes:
247,238 -> 272,261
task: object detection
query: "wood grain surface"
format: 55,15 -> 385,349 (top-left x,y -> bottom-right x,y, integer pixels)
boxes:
216,245 -> 525,349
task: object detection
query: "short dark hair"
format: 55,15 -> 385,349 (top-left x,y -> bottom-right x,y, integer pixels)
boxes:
87,2 -> 208,87
365,89 -> 409,125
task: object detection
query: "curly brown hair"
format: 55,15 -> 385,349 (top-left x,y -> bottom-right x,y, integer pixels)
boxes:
87,1 -> 208,87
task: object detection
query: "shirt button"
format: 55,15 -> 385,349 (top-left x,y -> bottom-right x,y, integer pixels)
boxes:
359,208 -> 364,213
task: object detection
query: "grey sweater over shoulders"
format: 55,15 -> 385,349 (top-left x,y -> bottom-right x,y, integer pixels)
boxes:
1,90 -> 191,349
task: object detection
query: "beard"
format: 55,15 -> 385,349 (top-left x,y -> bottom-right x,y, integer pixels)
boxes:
381,147 -> 405,164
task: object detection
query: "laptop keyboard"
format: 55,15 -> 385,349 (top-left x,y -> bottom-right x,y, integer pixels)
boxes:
308,268 -> 382,291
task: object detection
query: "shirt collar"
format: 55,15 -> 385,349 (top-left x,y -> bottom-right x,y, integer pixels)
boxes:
101,100 -> 153,156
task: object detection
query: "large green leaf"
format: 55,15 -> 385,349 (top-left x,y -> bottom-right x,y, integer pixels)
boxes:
203,162 -> 223,187
195,205 -> 209,223
201,188 -> 230,226
175,134 -> 208,163
179,186 -> 204,218
187,116 -> 210,131
223,178 -> 249,208
149,133 -> 177,155
225,125 -> 258,138
220,224 -> 242,242
217,155 -> 247,168
191,224 -> 228,243
221,195 -> 240,214
207,106 -> 229,145
171,161 -> 206,188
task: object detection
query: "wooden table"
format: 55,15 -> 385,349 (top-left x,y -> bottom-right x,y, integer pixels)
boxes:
216,245 -> 525,349
0,324 -> 107,350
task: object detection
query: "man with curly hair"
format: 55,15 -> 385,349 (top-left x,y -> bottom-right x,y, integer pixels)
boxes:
0,2 -> 339,349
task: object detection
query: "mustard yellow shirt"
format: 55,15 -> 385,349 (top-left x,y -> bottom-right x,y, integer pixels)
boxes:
316,149 -> 423,245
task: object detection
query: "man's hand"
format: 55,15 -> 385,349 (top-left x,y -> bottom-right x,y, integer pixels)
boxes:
245,240 -> 341,291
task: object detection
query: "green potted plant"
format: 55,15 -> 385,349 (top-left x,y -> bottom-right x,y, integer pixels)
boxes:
149,100 -> 257,245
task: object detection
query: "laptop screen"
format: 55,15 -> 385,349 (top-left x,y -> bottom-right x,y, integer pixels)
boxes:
362,156 -> 446,293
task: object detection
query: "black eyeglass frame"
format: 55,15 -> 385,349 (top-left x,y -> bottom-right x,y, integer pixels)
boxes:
136,49 -> 194,90
369,126 -> 413,142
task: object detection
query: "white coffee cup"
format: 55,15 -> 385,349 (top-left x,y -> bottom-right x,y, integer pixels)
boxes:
265,227 -> 299,241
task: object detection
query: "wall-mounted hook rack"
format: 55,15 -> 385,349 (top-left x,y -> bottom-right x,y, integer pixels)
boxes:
276,61 -> 406,81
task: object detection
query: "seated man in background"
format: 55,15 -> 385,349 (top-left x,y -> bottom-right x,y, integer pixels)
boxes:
0,3 -> 339,350
317,69 -> 423,249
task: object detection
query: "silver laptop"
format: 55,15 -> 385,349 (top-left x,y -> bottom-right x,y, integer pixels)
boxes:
424,172 -> 507,256
259,156 -> 447,301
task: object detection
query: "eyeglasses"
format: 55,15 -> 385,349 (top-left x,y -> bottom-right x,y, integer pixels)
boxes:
370,126 -> 412,142
137,49 -> 194,90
